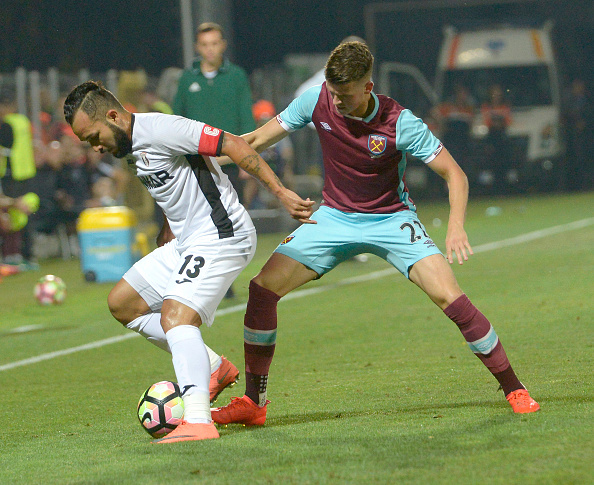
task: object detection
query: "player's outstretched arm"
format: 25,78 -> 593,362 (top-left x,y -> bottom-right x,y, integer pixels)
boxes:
242,117 -> 289,153
220,132 -> 316,224
216,118 -> 289,165
427,148 -> 473,264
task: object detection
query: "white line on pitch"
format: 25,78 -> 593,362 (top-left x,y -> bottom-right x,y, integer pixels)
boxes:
1,216 -> 592,372
5,324 -> 45,334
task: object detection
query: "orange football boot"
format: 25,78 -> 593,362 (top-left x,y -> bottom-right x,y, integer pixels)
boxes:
211,395 -> 269,426
209,356 -> 240,405
152,421 -> 219,444
506,389 -> 540,413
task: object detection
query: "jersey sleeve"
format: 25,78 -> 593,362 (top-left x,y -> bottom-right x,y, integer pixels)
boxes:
396,109 -> 443,163
154,115 -> 223,157
277,84 -> 323,132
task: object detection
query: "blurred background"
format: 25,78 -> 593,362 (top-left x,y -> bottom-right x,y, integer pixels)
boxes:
0,0 -> 592,270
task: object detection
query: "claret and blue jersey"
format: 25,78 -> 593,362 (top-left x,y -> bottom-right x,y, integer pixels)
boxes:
277,82 -> 443,214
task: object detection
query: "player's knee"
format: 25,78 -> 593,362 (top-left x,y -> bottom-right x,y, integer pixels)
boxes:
107,287 -> 132,325
250,275 -> 279,297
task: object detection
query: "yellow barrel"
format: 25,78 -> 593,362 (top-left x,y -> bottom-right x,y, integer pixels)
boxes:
77,206 -> 137,232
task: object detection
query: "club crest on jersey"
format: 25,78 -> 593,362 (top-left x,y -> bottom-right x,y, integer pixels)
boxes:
280,235 -> 294,245
203,125 -> 220,136
140,152 -> 150,166
368,135 -> 387,157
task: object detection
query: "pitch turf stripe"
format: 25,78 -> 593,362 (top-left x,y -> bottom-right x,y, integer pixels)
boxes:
1,217 -> 593,372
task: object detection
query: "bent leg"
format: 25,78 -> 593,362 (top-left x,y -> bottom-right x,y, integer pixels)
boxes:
108,278 -> 151,324
162,299 -> 211,424
244,253 -> 318,406
408,253 -> 463,309
109,274 -> 225,371
410,254 -> 524,396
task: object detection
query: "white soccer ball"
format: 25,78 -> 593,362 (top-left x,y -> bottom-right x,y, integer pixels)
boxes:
34,275 -> 67,305
137,381 -> 185,438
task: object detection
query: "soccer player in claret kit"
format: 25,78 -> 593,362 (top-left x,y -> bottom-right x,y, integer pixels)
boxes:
63,81 -> 315,443
211,41 -> 539,426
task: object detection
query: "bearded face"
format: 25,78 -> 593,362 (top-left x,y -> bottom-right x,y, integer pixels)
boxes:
108,121 -> 133,158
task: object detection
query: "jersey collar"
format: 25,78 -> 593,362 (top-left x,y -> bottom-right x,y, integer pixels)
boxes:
343,92 -> 379,123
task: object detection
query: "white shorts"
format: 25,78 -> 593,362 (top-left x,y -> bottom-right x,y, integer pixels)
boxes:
123,231 -> 256,326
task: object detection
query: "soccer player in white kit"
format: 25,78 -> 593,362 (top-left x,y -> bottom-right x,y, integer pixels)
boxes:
64,81 -> 315,443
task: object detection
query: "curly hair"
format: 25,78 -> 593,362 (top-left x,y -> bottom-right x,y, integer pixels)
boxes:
324,41 -> 374,85
63,81 -> 124,126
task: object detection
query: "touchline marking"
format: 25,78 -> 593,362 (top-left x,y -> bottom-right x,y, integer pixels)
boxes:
6,324 -> 45,334
2,217 -> 592,372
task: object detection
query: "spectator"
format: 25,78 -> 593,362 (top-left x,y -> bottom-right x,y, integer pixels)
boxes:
481,84 -> 513,194
85,148 -> 129,206
0,192 -> 35,279
0,92 -> 37,266
173,21 -> 256,298
30,139 -> 66,235
137,90 -> 173,115
239,100 -> 295,209
563,78 -> 592,191
433,84 -> 475,168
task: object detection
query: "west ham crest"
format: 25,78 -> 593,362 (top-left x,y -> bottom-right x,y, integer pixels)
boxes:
368,134 -> 387,157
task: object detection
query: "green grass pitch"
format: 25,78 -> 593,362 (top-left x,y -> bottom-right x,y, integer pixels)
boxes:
0,192 -> 593,484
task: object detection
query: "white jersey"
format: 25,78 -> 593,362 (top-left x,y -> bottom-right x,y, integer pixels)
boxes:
125,112 -> 254,250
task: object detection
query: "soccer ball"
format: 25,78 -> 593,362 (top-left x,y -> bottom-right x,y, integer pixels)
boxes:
137,381 -> 185,438
34,275 -> 67,305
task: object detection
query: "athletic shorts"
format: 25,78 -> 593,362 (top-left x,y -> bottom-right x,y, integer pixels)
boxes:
275,205 -> 442,278
123,231 -> 256,326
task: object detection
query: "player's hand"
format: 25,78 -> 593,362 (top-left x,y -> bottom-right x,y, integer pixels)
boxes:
278,190 -> 316,224
445,223 -> 473,265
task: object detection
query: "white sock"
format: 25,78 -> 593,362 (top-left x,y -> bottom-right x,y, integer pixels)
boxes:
126,313 -> 169,352
206,346 -> 222,373
126,314 -> 222,373
166,325 -> 211,424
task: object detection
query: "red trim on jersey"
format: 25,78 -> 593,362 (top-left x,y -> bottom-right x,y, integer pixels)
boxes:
198,124 -> 224,157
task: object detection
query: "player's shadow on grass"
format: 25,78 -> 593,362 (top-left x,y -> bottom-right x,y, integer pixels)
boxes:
217,398 -> 522,432
264,400 -> 497,427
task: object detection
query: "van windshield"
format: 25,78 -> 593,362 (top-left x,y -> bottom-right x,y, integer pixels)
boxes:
442,65 -> 553,108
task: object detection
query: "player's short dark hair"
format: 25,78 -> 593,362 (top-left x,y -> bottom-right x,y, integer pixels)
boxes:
63,81 -> 124,126
197,22 -> 224,38
325,41 -> 374,85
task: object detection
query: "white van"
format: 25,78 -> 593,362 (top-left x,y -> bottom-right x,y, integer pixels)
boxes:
380,21 -> 564,192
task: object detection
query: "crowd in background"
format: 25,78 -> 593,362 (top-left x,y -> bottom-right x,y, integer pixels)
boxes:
0,58 -> 592,272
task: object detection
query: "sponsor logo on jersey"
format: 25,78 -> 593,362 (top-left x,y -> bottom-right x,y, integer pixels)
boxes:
203,125 -> 221,136
189,82 -> 201,92
320,122 -> 332,131
138,170 -> 174,189
140,152 -> 150,166
280,235 -> 294,245
368,134 -> 387,156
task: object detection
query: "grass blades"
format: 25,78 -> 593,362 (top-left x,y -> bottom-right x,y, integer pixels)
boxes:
0,192 -> 593,484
